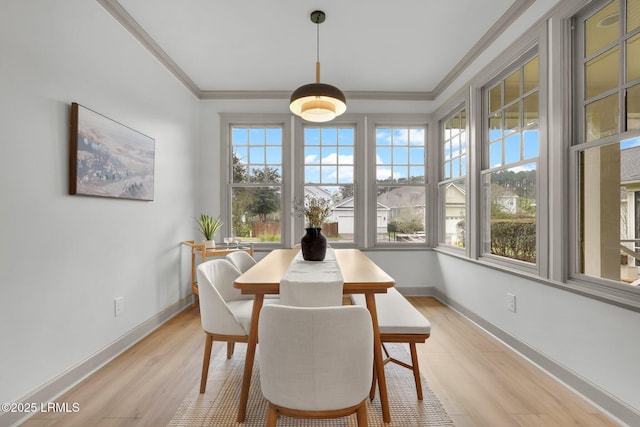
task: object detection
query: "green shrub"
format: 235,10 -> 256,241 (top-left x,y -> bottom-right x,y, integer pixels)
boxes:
490,220 -> 536,263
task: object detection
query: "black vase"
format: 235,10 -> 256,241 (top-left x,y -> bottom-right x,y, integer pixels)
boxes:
300,227 -> 327,261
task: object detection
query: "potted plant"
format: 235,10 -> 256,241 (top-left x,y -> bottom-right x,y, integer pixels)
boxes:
293,195 -> 331,261
196,214 -> 223,249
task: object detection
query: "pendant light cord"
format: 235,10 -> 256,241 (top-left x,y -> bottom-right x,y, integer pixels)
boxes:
315,20 -> 320,83
316,21 -> 320,63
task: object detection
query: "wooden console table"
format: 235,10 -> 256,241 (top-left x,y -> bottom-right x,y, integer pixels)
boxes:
181,240 -> 254,306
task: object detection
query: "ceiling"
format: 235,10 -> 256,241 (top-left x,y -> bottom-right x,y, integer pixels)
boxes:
101,0 -> 534,100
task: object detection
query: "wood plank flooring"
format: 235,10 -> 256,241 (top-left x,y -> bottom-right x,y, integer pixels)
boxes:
21,297 -> 620,426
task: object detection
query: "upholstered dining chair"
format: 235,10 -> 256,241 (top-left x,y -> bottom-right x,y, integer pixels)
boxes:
196,259 -> 279,393
226,250 -> 257,273
258,304 -> 373,426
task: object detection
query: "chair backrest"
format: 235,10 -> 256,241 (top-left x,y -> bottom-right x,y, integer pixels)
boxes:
226,251 -> 257,273
196,259 -> 250,336
258,305 -> 373,411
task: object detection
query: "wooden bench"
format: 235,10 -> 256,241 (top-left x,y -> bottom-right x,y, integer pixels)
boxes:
350,288 -> 431,400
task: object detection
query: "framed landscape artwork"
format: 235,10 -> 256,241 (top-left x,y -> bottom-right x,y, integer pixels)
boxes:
69,102 -> 155,201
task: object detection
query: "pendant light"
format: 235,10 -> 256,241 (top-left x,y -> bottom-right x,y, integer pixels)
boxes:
290,10 -> 346,123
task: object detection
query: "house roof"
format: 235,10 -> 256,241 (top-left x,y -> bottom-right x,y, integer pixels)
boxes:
333,196 -> 389,211
621,145 -> 640,184
376,187 -> 425,208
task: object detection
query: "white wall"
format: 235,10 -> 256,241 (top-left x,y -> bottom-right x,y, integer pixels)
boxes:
0,0 -> 198,407
436,252 -> 640,420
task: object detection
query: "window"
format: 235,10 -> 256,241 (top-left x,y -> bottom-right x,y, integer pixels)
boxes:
302,125 -> 356,244
224,114 -> 427,250
481,53 -> 539,265
373,124 -> 427,245
439,107 -> 467,248
573,0 -> 640,287
221,114 -> 291,247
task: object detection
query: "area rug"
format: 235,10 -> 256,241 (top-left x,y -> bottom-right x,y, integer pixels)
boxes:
169,344 -> 454,426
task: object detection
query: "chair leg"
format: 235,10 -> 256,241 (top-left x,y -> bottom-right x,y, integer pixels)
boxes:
227,341 -> 235,359
200,334 -> 214,393
369,365 -> 377,399
266,403 -> 278,427
409,342 -> 423,400
356,402 -> 368,426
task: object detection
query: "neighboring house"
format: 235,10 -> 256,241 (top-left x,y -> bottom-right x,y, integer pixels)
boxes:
304,185 -> 334,201
494,190 -> 519,214
619,144 -> 640,277
444,183 -> 466,246
376,187 -> 426,226
332,197 -> 390,236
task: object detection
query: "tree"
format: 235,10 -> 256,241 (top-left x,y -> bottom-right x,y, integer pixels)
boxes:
339,185 -> 354,200
245,166 -> 281,223
232,152 -> 248,183
231,153 -> 251,236
251,167 -> 281,183
247,187 -> 280,222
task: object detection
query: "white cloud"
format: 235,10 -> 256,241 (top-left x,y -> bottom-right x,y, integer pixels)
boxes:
376,167 -> 392,180
322,152 -> 354,165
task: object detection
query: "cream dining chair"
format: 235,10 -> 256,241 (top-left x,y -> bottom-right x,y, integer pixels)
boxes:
226,250 -> 257,273
258,304 -> 373,426
196,258 -> 279,393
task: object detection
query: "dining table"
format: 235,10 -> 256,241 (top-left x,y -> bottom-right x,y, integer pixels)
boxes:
233,248 -> 395,423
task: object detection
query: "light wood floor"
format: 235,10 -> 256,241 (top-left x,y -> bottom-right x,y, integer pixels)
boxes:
22,297 -> 620,426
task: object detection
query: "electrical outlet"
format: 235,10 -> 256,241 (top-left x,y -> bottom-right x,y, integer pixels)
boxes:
506,293 -> 516,312
114,297 -> 124,317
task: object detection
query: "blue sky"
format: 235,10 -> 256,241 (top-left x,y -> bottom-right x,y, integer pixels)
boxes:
232,126 -> 433,182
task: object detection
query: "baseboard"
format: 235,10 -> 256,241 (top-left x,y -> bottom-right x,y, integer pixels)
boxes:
394,285 -> 442,297
436,293 -> 638,427
2,296 -> 193,427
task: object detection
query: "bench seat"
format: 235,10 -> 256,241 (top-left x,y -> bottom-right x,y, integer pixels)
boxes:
350,288 -> 431,399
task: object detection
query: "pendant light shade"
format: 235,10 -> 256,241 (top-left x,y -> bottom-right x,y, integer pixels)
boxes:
290,10 -> 346,123
290,82 -> 347,123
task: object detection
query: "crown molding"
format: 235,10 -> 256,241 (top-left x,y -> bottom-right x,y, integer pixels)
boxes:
345,91 -> 434,101
97,0 -> 201,98
431,0 -> 536,97
200,90 -> 290,100
199,90 -> 435,101
99,0 -> 535,102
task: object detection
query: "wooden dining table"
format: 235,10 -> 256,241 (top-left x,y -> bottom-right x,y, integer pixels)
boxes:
233,248 -> 395,423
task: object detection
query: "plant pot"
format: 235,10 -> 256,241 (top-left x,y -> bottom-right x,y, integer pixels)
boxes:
300,227 -> 327,261
204,239 -> 215,249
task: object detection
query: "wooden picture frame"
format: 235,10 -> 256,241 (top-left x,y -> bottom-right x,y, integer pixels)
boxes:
69,102 -> 155,201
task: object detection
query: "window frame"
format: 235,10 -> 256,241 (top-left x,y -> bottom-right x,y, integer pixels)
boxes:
474,44 -> 548,276
220,113 -> 292,250
567,0 -> 640,305
366,114 -> 431,249
437,103 -> 468,252
293,114 -> 366,247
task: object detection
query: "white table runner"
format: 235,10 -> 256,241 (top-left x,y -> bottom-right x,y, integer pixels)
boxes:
279,248 -> 344,307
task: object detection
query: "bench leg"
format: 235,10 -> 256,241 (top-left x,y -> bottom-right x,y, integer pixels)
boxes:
409,342 -> 423,400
